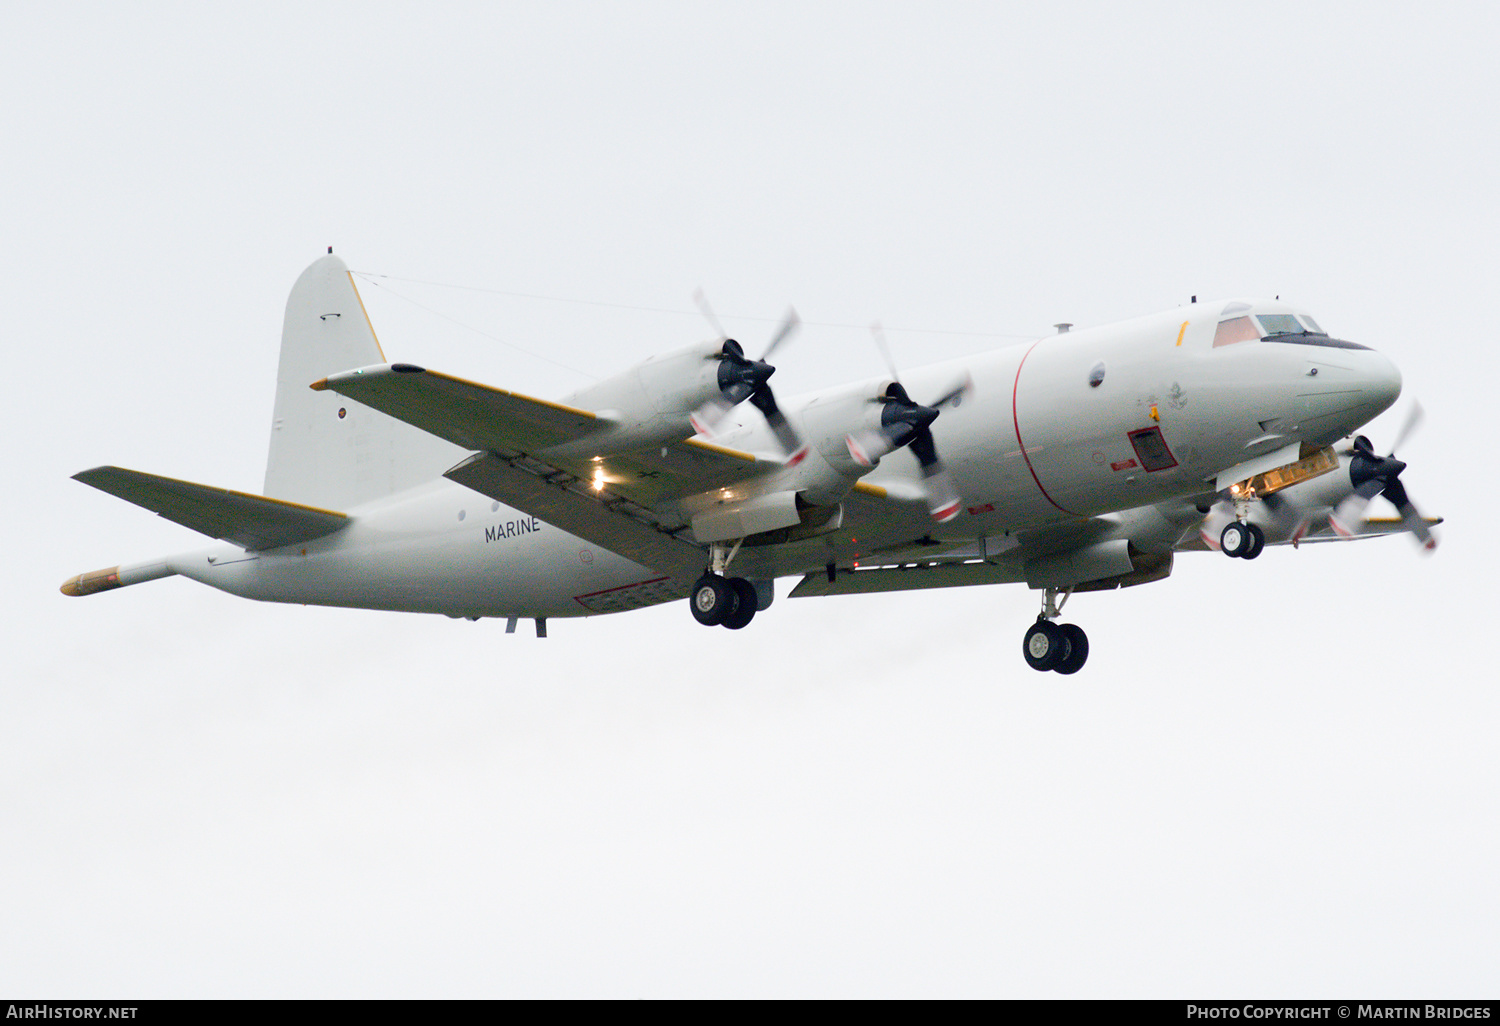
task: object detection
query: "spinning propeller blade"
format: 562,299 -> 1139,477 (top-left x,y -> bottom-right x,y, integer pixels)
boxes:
846,331 -> 973,522
1328,406 -> 1437,551
688,295 -> 805,460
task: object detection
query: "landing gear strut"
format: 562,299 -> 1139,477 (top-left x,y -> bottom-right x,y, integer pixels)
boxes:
1023,587 -> 1089,673
691,539 -> 761,630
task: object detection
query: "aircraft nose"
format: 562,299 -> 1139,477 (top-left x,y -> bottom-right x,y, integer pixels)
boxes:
1297,344 -> 1402,442
1363,348 -> 1403,412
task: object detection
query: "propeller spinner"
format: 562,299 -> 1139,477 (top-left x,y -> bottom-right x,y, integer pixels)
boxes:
1329,404 -> 1436,550
688,292 -> 806,462
846,328 -> 972,523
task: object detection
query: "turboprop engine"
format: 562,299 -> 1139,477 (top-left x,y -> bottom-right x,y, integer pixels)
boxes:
549,325 -> 803,460
728,371 -> 971,530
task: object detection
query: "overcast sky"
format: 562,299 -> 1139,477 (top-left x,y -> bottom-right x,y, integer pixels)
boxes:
4,1 -> 1496,998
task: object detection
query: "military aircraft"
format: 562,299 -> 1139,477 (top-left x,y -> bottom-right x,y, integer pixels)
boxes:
61,253 -> 1438,672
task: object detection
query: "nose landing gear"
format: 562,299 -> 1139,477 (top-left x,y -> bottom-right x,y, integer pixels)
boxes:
1023,587 -> 1089,674
1219,489 -> 1266,559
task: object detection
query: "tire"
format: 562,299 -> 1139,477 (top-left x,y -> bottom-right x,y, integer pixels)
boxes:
722,577 -> 758,630
1220,521 -> 1250,558
1023,620 -> 1068,672
1243,523 -> 1266,560
690,574 -> 733,626
1053,623 -> 1090,674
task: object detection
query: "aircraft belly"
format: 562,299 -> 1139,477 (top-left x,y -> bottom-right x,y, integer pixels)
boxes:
174,495 -> 669,619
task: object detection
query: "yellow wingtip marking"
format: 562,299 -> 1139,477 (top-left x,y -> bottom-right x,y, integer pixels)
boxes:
309,377 -> 330,391
419,369 -> 599,421
682,438 -> 756,462
1176,320 -> 1189,346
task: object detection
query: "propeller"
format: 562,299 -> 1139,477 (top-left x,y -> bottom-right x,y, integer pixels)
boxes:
1329,403 -> 1436,551
846,324 -> 972,522
688,290 -> 805,462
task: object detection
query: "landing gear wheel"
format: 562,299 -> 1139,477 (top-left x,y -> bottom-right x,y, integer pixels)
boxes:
1220,521 -> 1252,558
1053,623 -> 1089,674
1023,619 -> 1068,672
690,574 -> 733,626
722,577 -> 758,630
1242,523 -> 1266,560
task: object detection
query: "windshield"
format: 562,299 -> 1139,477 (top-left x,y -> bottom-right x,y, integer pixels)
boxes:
1256,313 -> 1303,335
1213,310 -> 1369,350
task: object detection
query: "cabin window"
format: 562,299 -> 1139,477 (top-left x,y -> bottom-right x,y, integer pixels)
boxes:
1212,316 -> 1260,347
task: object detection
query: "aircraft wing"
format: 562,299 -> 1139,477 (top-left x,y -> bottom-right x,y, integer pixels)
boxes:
1275,515 -> 1444,546
313,364 -> 609,453
787,510 -> 1117,598
72,466 -> 349,550
444,452 -> 707,582
315,363 -> 795,580
1172,514 -> 1445,552
315,364 -> 779,508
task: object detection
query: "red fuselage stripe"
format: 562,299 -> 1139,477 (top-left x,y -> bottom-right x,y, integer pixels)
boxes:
1011,338 -> 1079,516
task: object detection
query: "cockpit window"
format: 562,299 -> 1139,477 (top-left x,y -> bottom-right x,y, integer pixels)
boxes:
1214,311 -> 1362,349
1256,314 -> 1303,335
1213,316 -> 1261,347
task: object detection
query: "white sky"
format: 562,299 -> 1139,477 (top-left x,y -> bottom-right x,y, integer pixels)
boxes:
3,1 -> 1495,998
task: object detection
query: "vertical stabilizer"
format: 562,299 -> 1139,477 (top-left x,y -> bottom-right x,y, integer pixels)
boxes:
264,255 -> 463,509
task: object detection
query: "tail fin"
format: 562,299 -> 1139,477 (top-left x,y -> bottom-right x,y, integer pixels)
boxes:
264,254 -> 463,509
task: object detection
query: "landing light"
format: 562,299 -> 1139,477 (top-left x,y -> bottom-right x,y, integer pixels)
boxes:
593,468 -> 605,492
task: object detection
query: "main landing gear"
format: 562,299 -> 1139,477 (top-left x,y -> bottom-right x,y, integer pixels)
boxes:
1219,520 -> 1265,559
691,573 -> 758,629
691,539 -> 760,630
1023,586 -> 1089,674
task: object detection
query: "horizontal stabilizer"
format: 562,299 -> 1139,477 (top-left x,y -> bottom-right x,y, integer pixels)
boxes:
72,466 -> 349,550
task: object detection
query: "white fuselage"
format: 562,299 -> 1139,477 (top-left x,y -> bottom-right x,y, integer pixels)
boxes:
169,299 -> 1401,618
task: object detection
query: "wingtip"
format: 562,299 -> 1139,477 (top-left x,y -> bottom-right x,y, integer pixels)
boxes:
309,377 -> 329,391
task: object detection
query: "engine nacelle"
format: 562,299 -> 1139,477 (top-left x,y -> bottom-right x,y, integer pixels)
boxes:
774,381 -> 892,505
546,340 -> 727,457
1023,539 -> 1173,590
